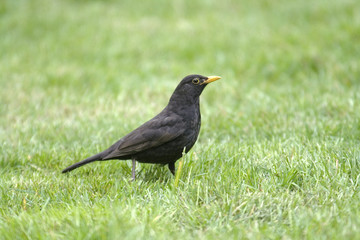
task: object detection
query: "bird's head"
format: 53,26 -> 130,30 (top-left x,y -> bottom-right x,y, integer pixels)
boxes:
169,74 -> 221,104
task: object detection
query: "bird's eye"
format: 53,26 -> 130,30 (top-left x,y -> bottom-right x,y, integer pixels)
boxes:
192,78 -> 200,84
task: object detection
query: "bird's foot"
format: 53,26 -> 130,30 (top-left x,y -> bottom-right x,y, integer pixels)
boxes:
131,158 -> 136,181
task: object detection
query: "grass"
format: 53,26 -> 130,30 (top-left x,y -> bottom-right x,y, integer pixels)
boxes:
1,0 -> 360,239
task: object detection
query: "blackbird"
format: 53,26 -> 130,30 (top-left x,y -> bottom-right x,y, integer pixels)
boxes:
62,74 -> 221,180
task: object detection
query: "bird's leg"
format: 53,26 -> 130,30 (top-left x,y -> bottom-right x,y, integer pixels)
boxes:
132,158 -> 136,181
168,162 -> 175,176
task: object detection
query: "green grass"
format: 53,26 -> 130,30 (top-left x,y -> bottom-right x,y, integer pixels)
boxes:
1,0 -> 360,239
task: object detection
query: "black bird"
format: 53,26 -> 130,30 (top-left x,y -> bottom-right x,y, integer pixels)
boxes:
62,74 -> 221,180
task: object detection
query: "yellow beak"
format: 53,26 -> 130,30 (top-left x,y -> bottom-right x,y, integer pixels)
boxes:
201,76 -> 221,85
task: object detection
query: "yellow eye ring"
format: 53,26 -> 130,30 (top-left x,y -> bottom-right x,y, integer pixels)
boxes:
192,78 -> 200,84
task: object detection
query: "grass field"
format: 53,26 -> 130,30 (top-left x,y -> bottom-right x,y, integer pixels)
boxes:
1,0 -> 360,239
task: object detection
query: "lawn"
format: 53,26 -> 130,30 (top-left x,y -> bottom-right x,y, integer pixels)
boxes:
1,0 -> 360,239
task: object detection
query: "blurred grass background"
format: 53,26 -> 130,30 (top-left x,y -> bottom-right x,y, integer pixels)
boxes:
1,0 -> 360,239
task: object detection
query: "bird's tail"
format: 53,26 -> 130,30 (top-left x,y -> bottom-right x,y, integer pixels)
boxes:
62,152 -> 103,173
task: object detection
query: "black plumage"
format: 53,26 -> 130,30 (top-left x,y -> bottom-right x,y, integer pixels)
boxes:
62,74 -> 221,180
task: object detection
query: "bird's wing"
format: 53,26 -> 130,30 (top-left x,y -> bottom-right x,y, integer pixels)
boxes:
103,114 -> 186,159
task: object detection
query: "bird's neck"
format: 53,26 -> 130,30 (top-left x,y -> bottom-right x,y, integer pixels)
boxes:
168,91 -> 200,109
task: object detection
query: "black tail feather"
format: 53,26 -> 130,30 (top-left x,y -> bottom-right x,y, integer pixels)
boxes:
62,153 -> 103,173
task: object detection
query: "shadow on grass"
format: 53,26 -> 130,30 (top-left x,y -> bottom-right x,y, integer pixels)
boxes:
137,164 -> 173,183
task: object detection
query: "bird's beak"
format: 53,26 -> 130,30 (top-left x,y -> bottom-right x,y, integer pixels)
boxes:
201,76 -> 221,85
